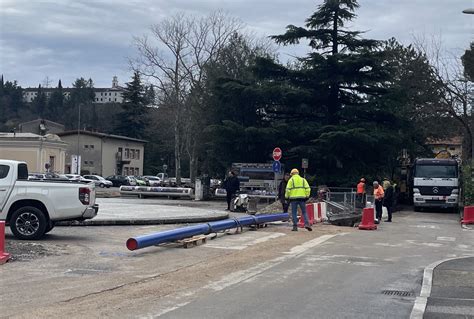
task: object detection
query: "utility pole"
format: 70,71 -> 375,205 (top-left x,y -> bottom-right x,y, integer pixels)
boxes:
76,103 -> 81,174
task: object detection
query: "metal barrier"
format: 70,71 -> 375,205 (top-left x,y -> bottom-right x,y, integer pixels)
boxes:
120,186 -> 194,198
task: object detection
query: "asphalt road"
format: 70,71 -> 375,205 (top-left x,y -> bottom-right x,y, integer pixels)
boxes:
2,205 -> 473,318
160,210 -> 474,319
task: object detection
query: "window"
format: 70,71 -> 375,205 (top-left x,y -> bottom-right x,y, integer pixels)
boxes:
101,92 -> 103,96
115,93 -> 117,96
18,163 -> 28,180
124,148 -> 129,159
84,145 -> 89,149
114,98 -> 117,102
96,98 -> 99,101
49,156 -> 55,171
449,147 -> 455,151
109,92 -> 112,96
109,98 -> 111,101
130,149 -> 135,159
123,167 -> 129,175
135,168 -> 139,175
100,98 -> 103,101
136,150 -> 140,160
0,165 -> 10,179
90,144 -> 94,149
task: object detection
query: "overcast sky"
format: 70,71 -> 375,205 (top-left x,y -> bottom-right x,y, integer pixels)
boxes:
0,0 -> 473,88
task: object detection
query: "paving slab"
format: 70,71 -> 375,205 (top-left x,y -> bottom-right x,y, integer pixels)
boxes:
57,197 -> 229,225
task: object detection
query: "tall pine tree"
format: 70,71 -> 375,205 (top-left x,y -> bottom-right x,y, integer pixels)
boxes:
47,79 -> 64,122
114,72 -> 148,139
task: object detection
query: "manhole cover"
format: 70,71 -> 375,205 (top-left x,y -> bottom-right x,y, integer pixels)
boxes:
382,290 -> 414,297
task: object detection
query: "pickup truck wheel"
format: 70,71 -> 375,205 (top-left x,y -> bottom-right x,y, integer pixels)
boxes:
10,206 -> 47,240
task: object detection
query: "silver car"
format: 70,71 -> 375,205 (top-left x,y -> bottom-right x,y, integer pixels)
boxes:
83,175 -> 113,188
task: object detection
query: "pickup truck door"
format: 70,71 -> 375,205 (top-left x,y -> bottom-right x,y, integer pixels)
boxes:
0,164 -> 15,211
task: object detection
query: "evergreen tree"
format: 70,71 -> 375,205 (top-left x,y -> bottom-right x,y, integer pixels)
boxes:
114,72 -> 149,139
47,79 -> 64,122
217,0 -> 407,184
462,42 -> 474,81
32,84 -> 47,118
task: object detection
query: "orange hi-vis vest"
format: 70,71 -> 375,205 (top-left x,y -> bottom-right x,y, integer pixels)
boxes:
357,182 -> 365,194
374,185 -> 384,200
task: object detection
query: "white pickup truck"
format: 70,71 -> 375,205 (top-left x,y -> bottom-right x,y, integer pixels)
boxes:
0,160 -> 98,239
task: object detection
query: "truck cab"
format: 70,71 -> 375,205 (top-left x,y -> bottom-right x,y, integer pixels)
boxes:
412,158 -> 460,211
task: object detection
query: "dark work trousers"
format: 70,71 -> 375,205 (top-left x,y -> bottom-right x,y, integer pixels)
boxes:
375,200 -> 383,220
226,192 -> 234,210
385,206 -> 393,221
281,200 -> 289,213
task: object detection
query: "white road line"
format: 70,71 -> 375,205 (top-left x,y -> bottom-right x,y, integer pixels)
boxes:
410,255 -> 474,319
154,233 -> 342,317
205,234 -> 340,292
436,237 -> 455,242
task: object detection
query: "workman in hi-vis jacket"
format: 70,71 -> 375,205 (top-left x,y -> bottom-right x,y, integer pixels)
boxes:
285,168 -> 312,232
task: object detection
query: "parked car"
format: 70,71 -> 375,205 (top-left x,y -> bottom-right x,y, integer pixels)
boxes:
143,175 -> 161,186
134,176 -> 148,186
127,176 -> 138,186
65,174 -> 94,183
106,175 -> 131,187
0,160 -> 98,239
83,175 -> 113,188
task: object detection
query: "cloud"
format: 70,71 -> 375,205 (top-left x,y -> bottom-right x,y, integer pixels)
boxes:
0,0 -> 472,88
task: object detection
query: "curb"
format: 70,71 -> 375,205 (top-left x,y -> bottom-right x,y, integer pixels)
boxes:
56,213 -> 230,226
410,255 -> 474,319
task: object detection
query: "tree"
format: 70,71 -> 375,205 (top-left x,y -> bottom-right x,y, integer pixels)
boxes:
201,32 -> 278,175
132,11 -> 242,183
65,78 -> 95,130
32,84 -> 47,118
114,71 -> 149,139
413,36 -> 473,161
0,77 -> 25,130
462,42 -> 474,81
223,0 -> 398,184
47,79 -> 64,122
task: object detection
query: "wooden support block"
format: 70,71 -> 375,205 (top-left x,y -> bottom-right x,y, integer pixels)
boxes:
178,235 -> 207,249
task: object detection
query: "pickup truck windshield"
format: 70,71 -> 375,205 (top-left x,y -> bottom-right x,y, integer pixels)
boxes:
414,165 -> 458,178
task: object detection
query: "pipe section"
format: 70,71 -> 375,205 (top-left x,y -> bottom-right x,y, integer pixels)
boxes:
126,213 -> 288,250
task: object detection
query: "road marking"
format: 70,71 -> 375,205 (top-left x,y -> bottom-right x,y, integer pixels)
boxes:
204,232 -> 285,250
204,234 -> 340,292
411,225 -> 440,229
436,236 -> 455,242
152,233 -> 342,317
410,255 -> 474,319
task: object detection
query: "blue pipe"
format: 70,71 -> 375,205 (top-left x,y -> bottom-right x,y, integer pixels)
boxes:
126,213 -> 288,251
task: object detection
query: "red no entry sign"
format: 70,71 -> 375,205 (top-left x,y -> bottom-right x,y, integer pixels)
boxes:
272,147 -> 282,161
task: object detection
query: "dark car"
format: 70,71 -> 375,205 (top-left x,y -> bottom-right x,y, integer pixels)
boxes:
106,175 -> 130,187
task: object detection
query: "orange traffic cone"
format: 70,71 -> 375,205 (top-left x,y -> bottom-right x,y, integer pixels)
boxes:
0,221 -> 10,265
461,206 -> 474,225
359,207 -> 377,230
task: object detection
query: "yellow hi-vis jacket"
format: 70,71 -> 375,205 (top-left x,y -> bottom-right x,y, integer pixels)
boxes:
285,174 -> 311,200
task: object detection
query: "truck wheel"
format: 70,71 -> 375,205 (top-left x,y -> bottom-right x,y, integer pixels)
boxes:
99,183 -> 105,188
10,206 -> 47,240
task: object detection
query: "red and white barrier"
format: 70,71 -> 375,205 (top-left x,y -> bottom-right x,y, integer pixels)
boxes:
0,221 -> 10,265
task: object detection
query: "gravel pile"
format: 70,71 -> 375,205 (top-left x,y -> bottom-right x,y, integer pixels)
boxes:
4,241 -> 66,262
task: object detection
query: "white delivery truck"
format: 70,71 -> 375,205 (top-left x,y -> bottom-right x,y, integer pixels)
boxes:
412,158 -> 460,212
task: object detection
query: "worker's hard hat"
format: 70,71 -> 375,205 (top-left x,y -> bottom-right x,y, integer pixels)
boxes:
290,168 -> 299,175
